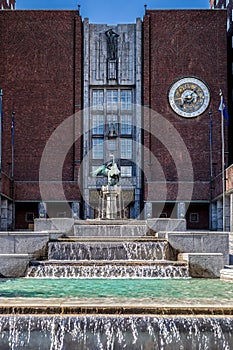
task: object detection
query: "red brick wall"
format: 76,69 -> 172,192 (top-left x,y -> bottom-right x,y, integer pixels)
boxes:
0,11 -> 82,200
143,10 -> 228,202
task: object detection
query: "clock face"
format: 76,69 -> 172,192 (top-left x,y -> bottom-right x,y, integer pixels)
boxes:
168,77 -> 210,118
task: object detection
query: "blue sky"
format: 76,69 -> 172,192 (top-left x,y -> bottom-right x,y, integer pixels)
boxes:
17,0 -> 210,24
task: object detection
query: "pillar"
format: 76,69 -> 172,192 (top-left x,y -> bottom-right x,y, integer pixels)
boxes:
1,198 -> 8,231
144,202 -> 152,219
72,202 -> 80,220
230,193 -> 233,233
217,199 -> 223,231
225,195 -> 230,232
211,202 -> 217,231
38,202 -> 47,219
177,202 -> 186,219
7,201 -> 13,230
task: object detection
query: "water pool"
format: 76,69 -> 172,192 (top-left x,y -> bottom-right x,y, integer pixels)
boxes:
0,278 -> 232,299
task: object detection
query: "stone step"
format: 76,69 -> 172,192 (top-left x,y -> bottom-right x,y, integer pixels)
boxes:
52,236 -> 164,242
220,268 -> 233,280
74,224 -> 148,237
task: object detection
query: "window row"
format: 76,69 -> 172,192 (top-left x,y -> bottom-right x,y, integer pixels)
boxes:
92,115 -> 132,135
92,138 -> 133,159
92,89 -> 133,111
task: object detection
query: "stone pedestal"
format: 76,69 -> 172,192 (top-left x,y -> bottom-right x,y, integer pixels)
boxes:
99,185 -> 123,220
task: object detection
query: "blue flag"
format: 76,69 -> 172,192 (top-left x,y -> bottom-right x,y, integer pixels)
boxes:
219,92 -> 229,125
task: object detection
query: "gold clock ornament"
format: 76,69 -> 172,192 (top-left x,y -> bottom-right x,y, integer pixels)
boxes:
168,77 -> 210,118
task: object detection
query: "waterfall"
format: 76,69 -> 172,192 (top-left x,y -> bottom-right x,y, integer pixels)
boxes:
0,315 -> 232,350
48,241 -> 169,261
27,262 -> 189,278
26,239 -> 188,279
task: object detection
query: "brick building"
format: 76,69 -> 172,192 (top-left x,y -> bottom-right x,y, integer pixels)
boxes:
0,6 -> 228,230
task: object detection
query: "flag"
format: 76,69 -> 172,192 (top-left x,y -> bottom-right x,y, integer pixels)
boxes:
219,90 -> 229,125
11,111 -> 15,145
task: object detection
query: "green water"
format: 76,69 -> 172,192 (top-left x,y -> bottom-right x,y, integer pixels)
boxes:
0,278 -> 232,299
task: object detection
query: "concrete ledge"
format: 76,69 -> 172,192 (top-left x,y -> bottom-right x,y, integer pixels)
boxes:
147,219 -> 186,232
34,219 -> 74,234
220,266 -> 233,281
74,224 -> 147,237
0,298 -> 232,315
166,231 -> 229,265
178,253 -> 223,278
0,254 -> 32,278
0,232 -> 49,259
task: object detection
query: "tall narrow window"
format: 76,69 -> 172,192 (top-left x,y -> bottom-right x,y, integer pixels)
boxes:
92,115 -> 104,135
121,90 -> 132,110
93,90 -> 104,110
92,139 -> 104,159
120,115 -> 132,135
121,139 -> 132,159
107,90 -> 118,111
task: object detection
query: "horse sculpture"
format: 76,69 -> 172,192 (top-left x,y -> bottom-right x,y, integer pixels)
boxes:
92,158 -> 120,186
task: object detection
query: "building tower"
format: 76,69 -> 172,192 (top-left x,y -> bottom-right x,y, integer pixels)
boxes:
82,19 -> 142,219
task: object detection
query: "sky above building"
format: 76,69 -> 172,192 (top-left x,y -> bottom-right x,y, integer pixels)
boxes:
17,0 -> 210,24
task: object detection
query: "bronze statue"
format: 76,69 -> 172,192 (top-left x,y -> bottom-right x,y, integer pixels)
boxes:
105,29 -> 119,60
92,156 -> 120,186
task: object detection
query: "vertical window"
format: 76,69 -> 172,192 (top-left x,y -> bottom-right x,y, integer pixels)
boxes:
120,115 -> 132,135
92,139 -> 104,159
92,115 -> 104,135
93,90 -> 104,110
121,90 -> 132,110
121,139 -> 132,159
107,90 -> 118,111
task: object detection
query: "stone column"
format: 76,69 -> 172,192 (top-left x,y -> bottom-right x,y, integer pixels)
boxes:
211,202 -> 217,231
225,195 -> 230,232
38,202 -> 47,219
230,193 -> 233,233
177,202 -> 186,219
144,202 -> 152,219
217,199 -> 223,231
72,202 -> 80,220
1,198 -> 8,231
7,201 -> 13,230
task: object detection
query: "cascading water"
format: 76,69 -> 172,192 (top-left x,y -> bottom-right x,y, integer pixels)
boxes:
26,239 -> 189,279
27,261 -> 189,278
48,241 -> 169,261
0,315 -> 232,350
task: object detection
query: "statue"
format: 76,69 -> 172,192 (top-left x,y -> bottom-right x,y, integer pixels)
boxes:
105,29 -> 119,60
0,0 -> 15,9
92,156 -> 120,186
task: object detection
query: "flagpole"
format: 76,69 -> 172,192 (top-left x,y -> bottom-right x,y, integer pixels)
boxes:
11,111 -> 15,178
209,111 -> 213,230
220,90 -> 225,231
0,89 -> 2,172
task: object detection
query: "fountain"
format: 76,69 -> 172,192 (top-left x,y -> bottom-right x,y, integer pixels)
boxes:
0,315 -> 232,349
0,159 -> 231,348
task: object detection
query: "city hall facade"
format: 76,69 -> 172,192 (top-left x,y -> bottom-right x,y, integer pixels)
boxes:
0,5 -> 228,230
